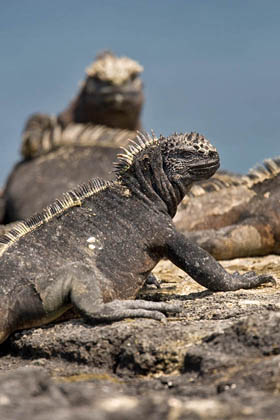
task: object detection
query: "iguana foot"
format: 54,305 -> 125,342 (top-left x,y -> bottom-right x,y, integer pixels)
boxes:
231,271 -> 276,289
82,300 -> 182,324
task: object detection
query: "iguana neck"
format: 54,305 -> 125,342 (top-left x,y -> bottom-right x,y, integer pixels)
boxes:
121,150 -> 188,218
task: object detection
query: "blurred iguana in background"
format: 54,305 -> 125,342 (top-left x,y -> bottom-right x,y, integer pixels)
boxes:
3,51 -> 144,222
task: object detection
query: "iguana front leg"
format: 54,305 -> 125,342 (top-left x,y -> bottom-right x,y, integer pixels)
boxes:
165,230 -> 275,291
186,217 -> 276,260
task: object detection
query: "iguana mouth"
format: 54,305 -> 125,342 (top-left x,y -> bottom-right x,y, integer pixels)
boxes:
86,90 -> 143,110
103,92 -> 142,105
189,160 -> 220,179
190,157 -> 220,170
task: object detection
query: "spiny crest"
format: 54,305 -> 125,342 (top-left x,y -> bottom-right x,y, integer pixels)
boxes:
188,172 -> 243,198
161,132 -> 217,156
21,113 -> 135,159
114,131 -> 160,176
242,156 -> 280,187
86,51 -> 143,86
0,178 -> 111,257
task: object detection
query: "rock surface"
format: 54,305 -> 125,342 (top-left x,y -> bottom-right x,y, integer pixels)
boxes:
0,256 -> 280,419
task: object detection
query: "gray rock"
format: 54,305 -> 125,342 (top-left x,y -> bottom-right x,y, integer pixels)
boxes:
0,257 -> 280,419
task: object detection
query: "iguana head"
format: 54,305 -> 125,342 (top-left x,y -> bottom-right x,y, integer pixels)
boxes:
115,131 -> 220,216
160,132 -> 220,182
58,51 -> 144,130
115,131 -> 219,182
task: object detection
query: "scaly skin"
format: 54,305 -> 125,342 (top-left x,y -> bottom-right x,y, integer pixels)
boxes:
0,131 -> 275,344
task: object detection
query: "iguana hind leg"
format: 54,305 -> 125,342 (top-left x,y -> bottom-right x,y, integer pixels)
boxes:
186,217 -> 276,260
45,262 -> 181,324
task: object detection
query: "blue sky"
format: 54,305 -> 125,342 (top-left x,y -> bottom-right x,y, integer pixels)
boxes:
1,0 -> 280,184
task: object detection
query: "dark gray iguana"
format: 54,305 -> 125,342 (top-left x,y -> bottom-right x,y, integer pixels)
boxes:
3,51 -> 144,222
0,132 -> 274,344
174,157 -> 280,259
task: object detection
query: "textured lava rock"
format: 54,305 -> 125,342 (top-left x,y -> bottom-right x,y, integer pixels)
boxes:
0,256 -> 280,419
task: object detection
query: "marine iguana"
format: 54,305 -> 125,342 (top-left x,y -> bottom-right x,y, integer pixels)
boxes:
0,132 -> 274,344
3,52 -> 144,222
174,157 -> 280,259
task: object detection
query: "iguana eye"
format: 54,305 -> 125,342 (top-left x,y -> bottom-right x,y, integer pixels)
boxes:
181,151 -> 194,158
171,151 -> 194,161
130,73 -> 138,81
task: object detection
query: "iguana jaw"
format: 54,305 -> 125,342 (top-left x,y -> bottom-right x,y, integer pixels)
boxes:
188,158 -> 220,180
84,76 -> 143,109
86,87 -> 144,114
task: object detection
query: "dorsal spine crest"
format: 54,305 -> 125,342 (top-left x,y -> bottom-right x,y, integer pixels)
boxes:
21,117 -> 135,159
242,156 -> 280,187
114,131 -> 159,176
0,178 -> 111,257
